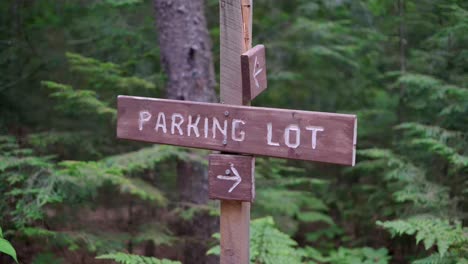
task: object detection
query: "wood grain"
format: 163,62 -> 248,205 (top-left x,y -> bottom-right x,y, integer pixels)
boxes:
241,45 -> 267,104
220,0 -> 252,105
220,1 -> 252,263
220,200 -> 250,264
117,95 -> 357,166
208,154 -> 255,202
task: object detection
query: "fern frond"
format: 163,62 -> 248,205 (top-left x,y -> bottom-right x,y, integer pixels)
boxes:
410,138 -> 468,169
395,123 -> 462,143
314,247 -> 390,264
250,217 -> 304,264
57,160 -> 167,205
103,146 -> 189,173
397,74 -> 441,91
412,253 -> 458,264
256,189 -> 328,218
207,217 -> 304,263
377,216 -> 468,257
42,81 -> 116,118
96,252 -> 180,264
133,223 -> 175,246
66,52 -> 155,92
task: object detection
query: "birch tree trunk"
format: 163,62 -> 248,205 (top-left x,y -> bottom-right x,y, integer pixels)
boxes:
153,1 -> 218,263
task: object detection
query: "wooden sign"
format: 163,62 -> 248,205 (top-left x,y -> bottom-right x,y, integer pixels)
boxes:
117,95 -> 357,166
208,154 -> 255,202
241,45 -> 267,104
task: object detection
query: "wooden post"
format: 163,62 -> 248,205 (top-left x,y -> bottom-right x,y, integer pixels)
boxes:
220,0 -> 252,263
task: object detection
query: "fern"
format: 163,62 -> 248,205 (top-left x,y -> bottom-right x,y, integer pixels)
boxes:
395,123 -> 468,170
22,226 -> 147,254
57,160 -> 167,204
27,131 -> 103,159
356,149 -> 453,211
0,137 -> 62,228
303,246 -> 390,264
0,134 -> 181,256
42,81 -> 116,119
66,52 -> 155,92
250,217 -> 304,264
132,223 -> 175,247
208,217 -> 304,264
410,138 -> 468,169
96,252 -> 180,264
254,158 -> 332,234
377,216 -> 468,257
412,253 -> 467,264
103,145 -> 202,174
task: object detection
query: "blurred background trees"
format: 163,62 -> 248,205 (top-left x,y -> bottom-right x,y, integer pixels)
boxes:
0,0 -> 467,263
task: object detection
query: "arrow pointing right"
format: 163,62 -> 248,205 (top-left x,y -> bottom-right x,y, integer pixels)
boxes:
217,163 -> 242,193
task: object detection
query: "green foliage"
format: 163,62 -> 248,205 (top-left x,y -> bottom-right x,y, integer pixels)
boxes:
208,217 -> 304,264
96,252 -> 180,264
1,0 -> 468,262
304,246 -> 390,264
0,136 -> 62,228
66,52 -> 156,93
57,160 -> 167,203
250,217 -> 304,264
32,253 -> 64,264
132,223 -> 175,247
412,253 -> 468,264
100,0 -> 145,7
254,158 -> 332,234
42,80 -> 116,119
377,217 -> 468,257
0,227 -> 18,263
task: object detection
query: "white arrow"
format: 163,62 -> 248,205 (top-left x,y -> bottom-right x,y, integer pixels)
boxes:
217,163 -> 242,193
253,56 -> 263,89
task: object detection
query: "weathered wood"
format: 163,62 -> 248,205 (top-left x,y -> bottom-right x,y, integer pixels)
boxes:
220,1 -> 252,264
241,45 -> 267,103
117,96 -> 357,166
220,201 -> 250,264
209,154 -> 255,202
220,0 -> 251,105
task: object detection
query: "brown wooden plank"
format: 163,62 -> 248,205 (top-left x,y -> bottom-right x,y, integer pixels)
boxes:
209,154 -> 255,202
117,95 -> 357,166
220,0 -> 245,105
220,1 -> 252,264
241,45 -> 267,104
220,201 -> 250,264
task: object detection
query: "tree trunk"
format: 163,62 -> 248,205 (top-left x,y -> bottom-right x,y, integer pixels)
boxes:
154,0 -> 217,103
153,1 -> 218,263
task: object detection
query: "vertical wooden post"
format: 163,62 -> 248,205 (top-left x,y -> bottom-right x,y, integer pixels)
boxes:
219,0 -> 252,263
220,0 -> 252,105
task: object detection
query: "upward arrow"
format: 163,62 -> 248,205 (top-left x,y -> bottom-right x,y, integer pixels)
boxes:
217,163 -> 242,193
253,56 -> 263,89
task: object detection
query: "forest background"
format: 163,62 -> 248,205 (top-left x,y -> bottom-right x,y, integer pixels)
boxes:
0,0 -> 467,263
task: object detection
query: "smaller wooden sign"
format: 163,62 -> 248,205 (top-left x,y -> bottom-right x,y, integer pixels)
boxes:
208,154 -> 255,202
241,45 -> 267,104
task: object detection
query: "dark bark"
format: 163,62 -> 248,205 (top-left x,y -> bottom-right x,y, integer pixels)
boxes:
154,0 -> 217,103
153,1 -> 218,263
